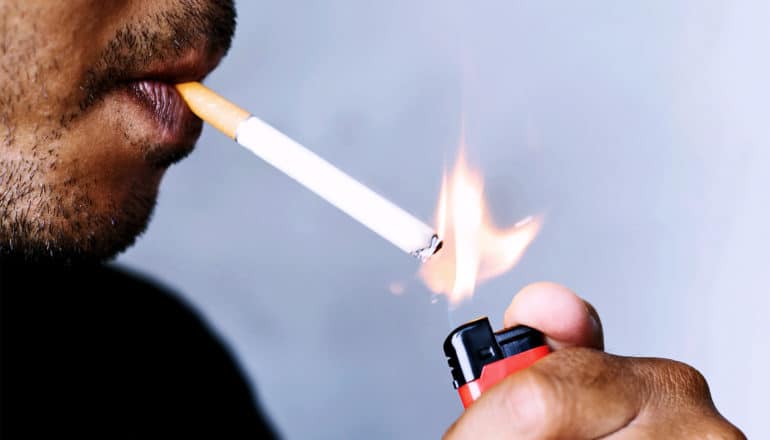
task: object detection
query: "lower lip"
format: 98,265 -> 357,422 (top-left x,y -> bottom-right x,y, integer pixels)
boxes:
127,80 -> 202,165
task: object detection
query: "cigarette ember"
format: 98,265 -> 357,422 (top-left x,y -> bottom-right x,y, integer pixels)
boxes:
176,82 -> 442,261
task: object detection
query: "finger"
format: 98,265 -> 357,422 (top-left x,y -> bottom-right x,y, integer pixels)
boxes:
503,282 -> 603,350
444,349 -> 643,440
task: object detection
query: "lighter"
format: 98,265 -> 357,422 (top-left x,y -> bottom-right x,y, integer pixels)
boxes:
444,317 -> 550,408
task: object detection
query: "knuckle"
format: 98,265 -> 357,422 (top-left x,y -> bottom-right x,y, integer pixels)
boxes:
665,360 -> 711,399
637,358 -> 714,408
707,420 -> 747,440
631,359 -> 746,438
687,417 -> 747,440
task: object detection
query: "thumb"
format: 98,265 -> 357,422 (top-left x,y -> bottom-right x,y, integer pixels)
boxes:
503,282 -> 603,350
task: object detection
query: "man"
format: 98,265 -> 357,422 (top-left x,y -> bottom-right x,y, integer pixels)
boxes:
1,1 -> 276,438
0,1 -> 745,438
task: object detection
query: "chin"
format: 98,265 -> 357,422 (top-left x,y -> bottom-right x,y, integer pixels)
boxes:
69,180 -> 161,262
4,171 -> 161,264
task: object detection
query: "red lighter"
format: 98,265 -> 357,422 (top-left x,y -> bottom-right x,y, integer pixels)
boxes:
444,317 -> 550,408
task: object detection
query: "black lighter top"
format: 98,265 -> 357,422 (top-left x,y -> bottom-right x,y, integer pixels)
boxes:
443,317 -> 545,389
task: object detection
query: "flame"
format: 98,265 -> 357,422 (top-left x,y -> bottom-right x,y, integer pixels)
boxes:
419,143 -> 542,305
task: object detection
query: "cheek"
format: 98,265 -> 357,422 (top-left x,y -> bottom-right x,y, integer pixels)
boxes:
3,2 -> 125,127
46,101 -> 165,209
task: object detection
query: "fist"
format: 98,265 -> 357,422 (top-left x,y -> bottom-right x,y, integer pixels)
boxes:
444,282 -> 745,439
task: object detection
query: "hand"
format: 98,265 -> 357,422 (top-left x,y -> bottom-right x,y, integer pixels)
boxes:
444,282 -> 745,439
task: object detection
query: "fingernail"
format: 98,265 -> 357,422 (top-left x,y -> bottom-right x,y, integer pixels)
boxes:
584,300 -> 604,350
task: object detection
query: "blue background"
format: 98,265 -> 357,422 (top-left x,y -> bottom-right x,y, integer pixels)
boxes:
121,1 -> 769,438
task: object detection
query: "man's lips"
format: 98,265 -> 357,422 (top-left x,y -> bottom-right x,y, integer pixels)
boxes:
116,50 -> 224,167
123,80 -> 202,168
131,48 -> 224,85
129,81 -> 200,141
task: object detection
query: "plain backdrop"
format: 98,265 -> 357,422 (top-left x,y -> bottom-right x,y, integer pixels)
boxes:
120,1 -> 769,438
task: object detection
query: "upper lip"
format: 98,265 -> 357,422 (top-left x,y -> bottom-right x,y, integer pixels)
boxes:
78,41 -> 228,113
127,46 -> 225,84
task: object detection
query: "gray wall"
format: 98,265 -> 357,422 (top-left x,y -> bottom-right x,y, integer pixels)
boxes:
120,1 -> 769,438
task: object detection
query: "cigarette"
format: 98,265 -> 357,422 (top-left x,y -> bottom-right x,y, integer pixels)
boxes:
176,82 -> 443,261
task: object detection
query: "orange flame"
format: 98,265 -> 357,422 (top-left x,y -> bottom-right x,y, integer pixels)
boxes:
419,143 -> 542,305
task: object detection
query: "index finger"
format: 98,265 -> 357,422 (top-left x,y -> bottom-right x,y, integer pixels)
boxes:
503,282 -> 604,350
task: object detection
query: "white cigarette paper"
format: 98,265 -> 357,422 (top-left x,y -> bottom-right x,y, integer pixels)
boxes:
175,82 -> 442,261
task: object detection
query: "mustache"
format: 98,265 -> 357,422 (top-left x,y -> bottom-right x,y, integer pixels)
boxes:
76,0 -> 236,114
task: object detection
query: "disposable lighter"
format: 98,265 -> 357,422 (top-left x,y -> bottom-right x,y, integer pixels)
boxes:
444,317 -> 550,408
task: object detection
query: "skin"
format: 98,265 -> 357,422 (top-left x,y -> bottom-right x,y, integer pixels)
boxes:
0,0 -> 234,262
445,283 -> 746,439
0,2 -> 746,438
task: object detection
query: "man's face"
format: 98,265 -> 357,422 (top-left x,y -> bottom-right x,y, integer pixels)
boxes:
0,0 -> 235,262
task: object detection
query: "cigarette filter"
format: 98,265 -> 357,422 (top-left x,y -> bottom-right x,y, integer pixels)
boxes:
176,82 -> 442,261
444,317 -> 550,408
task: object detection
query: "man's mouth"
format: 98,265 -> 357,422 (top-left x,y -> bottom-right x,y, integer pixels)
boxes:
128,80 -> 201,159
73,0 -> 235,167
74,0 -> 236,169
116,50 -> 225,167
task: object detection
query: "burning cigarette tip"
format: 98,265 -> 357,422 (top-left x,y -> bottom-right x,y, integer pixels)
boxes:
413,235 -> 443,262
